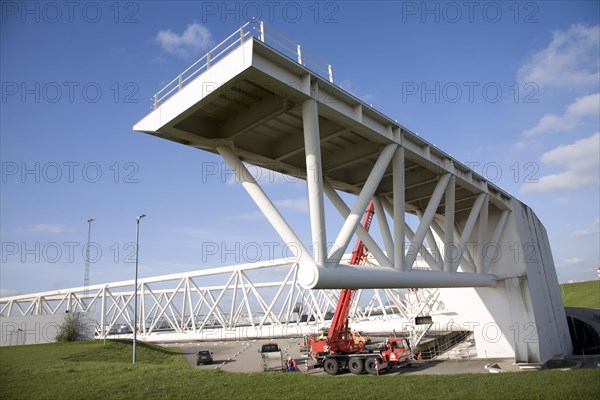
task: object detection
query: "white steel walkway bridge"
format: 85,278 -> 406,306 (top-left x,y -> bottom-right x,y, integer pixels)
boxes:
0,255 -> 442,344
1,20 -> 572,363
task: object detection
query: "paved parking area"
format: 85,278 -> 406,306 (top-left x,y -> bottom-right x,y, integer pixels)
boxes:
163,339 -> 522,375
167,338 -> 310,373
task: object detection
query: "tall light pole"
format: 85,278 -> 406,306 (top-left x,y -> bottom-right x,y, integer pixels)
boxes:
83,218 -> 95,300
133,214 -> 146,364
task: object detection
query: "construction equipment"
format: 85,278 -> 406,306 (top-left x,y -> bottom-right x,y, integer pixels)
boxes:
309,201 -> 413,375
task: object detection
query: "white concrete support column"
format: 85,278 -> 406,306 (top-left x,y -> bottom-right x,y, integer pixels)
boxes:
405,174 -> 450,270
302,94 -> 327,266
373,196 -> 394,260
217,146 -> 313,267
477,194 -> 489,273
393,146 -> 406,270
323,182 -> 392,268
444,175 -> 455,272
328,143 -> 398,265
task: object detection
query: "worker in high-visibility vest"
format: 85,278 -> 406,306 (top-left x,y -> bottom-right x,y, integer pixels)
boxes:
287,356 -> 298,372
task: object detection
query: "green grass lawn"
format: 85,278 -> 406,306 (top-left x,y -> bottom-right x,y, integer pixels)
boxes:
561,280 -> 600,309
1,340 -> 599,400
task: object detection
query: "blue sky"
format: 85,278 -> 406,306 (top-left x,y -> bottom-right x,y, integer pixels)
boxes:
1,1 -> 599,296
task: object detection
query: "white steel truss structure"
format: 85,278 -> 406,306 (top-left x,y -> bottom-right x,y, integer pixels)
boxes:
1,21 -> 571,365
0,257 -> 439,342
132,20 -> 572,363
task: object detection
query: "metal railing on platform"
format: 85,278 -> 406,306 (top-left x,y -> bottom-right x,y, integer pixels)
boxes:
151,19 -> 334,109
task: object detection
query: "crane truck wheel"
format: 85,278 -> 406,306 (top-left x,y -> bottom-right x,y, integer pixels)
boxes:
323,358 -> 340,375
364,357 -> 380,375
348,358 -> 364,374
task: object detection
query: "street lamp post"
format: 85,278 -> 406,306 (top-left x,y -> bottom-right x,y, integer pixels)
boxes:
133,214 -> 146,364
83,218 -> 95,300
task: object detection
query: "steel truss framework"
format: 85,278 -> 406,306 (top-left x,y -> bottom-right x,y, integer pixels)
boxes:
130,20 -> 571,362
1,21 -> 571,364
0,257 -> 441,342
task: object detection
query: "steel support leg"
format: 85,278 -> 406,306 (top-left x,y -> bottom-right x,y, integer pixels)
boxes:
302,96 -> 327,266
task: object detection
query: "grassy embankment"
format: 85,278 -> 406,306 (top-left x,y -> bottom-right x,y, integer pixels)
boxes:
561,280 -> 600,309
1,340 -> 599,400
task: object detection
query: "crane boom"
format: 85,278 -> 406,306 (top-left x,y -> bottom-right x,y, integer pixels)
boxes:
308,200 -> 413,375
315,201 -> 375,354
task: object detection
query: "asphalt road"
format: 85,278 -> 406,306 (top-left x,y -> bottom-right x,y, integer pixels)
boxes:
176,339 -> 309,373
167,339 -> 522,375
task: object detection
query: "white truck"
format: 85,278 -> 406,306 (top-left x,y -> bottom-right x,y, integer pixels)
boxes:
259,342 -> 285,372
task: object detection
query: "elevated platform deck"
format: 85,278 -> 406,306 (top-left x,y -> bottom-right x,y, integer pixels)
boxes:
134,23 -> 511,217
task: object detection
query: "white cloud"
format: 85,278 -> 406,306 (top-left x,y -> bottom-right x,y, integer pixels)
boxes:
26,224 -> 67,234
223,211 -> 264,222
523,93 -> 600,137
562,257 -> 586,265
572,219 -> 600,238
275,198 -> 309,213
522,132 -> 600,192
156,23 -> 214,58
517,24 -> 599,89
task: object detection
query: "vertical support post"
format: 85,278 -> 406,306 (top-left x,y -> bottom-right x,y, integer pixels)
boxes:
297,44 -> 302,64
302,82 -> 327,266
178,75 -> 182,90
323,182 -> 392,267
207,52 -> 211,69
328,143 -> 398,265
404,175 -> 449,271
153,95 -> 158,110
328,65 -> 333,83
393,145 -> 406,270
451,193 -> 485,273
444,175 -> 455,272
373,196 -> 393,261
477,194 -> 489,273
483,210 -> 509,274
141,284 -> 146,335
240,24 -> 244,43
100,287 -> 106,339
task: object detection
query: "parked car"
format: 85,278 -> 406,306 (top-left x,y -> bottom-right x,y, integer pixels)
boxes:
196,350 -> 213,365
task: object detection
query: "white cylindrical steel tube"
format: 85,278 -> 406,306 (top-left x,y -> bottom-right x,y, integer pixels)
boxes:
298,263 -> 496,289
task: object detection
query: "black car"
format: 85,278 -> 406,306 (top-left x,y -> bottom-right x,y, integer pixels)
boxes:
196,350 -> 213,365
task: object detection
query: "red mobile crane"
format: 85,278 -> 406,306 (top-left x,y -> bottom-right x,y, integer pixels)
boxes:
309,201 -> 412,375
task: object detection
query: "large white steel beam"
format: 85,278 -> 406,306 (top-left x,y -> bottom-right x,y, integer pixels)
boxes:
323,182 -> 392,268
373,196 -> 394,262
403,221 -> 442,271
393,145 -> 406,270
477,194 -> 489,273
299,263 -> 496,289
217,146 -> 313,267
404,174 -> 450,270
482,210 -> 509,274
444,175 -> 455,272
328,143 -> 398,265
302,89 -> 327,266
451,193 -> 486,273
